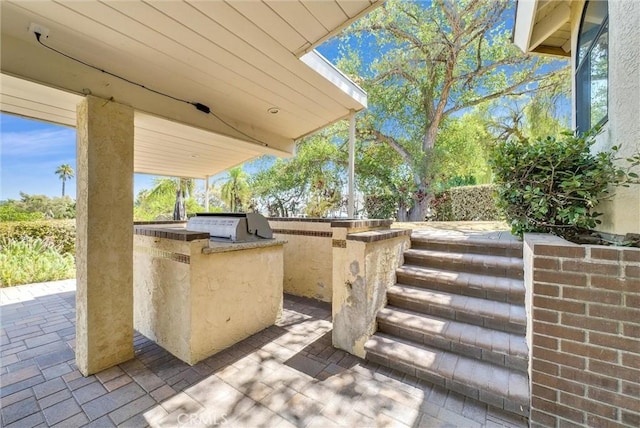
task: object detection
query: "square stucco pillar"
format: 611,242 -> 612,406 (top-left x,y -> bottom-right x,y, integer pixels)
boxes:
76,96 -> 134,376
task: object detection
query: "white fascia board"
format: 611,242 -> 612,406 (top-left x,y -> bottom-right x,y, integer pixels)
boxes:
300,50 -> 367,109
513,0 -> 539,53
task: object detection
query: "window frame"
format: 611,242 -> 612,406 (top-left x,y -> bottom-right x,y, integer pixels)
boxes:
575,0 -> 609,133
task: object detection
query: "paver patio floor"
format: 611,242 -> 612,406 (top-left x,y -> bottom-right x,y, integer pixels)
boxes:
1,280 -> 527,427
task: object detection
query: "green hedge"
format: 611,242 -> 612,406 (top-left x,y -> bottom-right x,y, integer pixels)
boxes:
0,220 -> 75,254
431,184 -> 502,221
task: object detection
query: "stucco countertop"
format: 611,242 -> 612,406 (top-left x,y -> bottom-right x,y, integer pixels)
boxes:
203,239 -> 287,254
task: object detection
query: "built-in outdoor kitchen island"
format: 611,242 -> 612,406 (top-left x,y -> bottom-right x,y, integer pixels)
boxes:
133,214 -> 285,365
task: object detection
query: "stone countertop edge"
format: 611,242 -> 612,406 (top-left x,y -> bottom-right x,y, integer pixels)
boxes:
202,239 -> 287,254
346,228 -> 412,243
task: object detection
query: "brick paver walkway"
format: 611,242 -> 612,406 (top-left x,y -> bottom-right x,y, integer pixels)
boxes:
1,280 -> 527,427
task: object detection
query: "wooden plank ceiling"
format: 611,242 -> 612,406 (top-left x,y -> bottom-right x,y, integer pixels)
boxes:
0,0 -> 380,178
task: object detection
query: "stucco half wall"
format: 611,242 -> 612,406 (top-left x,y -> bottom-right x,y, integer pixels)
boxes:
332,229 -> 412,358
133,232 -> 284,365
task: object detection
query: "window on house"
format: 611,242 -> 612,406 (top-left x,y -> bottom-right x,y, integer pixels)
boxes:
576,0 -> 608,133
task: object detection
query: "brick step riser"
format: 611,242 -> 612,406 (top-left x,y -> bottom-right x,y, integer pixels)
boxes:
395,272 -> 525,305
376,320 -> 528,373
365,348 -> 529,418
411,241 -> 523,258
387,294 -> 526,335
403,255 -> 524,280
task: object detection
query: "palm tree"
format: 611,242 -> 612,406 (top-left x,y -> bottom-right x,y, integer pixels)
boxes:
147,177 -> 195,220
220,167 -> 250,212
55,164 -> 74,197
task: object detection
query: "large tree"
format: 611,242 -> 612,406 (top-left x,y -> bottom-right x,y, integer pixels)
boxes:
55,164 -> 74,197
145,177 -> 196,221
338,0 -> 567,220
220,167 -> 251,213
251,130 -> 346,217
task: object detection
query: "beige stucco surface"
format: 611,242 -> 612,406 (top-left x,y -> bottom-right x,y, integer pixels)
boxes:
571,0 -> 640,236
75,96 -> 134,376
332,234 -> 410,358
270,220 -> 333,302
134,235 -> 283,365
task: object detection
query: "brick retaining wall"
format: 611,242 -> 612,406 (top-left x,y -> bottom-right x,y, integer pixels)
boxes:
524,235 -> 640,427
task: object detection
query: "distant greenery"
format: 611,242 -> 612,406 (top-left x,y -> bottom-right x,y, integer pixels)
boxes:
251,132 -> 345,217
490,131 -> 640,241
134,178 -> 204,221
431,185 -> 502,222
0,236 -> 75,287
0,193 -> 75,221
221,167 -> 251,213
0,220 -> 76,254
55,164 -> 74,197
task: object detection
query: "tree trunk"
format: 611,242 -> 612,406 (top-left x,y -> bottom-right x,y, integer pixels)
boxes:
62,180 -> 66,197
173,189 -> 186,221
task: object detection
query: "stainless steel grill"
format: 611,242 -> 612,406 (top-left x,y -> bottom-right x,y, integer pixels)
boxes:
186,213 -> 273,243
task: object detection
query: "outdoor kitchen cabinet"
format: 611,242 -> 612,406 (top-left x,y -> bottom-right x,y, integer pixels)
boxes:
133,225 -> 284,365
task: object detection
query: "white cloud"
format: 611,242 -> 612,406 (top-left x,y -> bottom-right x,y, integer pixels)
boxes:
1,127 -> 75,156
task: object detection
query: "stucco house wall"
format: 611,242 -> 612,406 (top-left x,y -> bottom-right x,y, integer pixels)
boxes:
570,0 -> 640,237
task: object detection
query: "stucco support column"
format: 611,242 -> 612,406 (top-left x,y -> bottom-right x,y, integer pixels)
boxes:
204,176 -> 210,212
347,110 -> 356,218
76,96 -> 134,376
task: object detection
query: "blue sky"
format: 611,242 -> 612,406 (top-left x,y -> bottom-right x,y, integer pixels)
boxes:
0,112 -> 171,200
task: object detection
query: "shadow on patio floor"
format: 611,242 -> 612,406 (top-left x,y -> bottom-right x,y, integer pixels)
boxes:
0,280 -> 526,427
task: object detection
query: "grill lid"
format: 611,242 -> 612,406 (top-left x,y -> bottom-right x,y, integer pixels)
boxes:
187,213 -> 272,242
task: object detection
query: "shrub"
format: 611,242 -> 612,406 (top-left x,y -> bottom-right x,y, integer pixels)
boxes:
364,193 -> 398,219
0,220 -> 76,254
431,184 -> 502,221
0,237 -> 75,287
490,131 -> 639,240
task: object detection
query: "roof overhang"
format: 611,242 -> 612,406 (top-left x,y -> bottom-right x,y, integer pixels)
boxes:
0,0 -> 381,178
513,0 -> 572,57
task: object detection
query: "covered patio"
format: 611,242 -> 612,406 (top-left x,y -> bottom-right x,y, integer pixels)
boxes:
0,0 -> 377,376
0,279 -> 525,427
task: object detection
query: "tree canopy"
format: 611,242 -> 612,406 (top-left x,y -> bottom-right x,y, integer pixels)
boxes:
336,0 -> 568,220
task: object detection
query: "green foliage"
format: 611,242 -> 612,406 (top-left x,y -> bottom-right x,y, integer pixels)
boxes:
0,220 -> 76,254
363,194 -> 398,219
220,167 -> 251,213
490,131 -> 640,240
0,193 -> 75,220
135,178 -> 203,221
251,130 -> 345,217
431,185 -> 502,221
0,205 -> 45,221
55,164 -> 74,197
336,0 -> 567,220
0,236 -> 75,287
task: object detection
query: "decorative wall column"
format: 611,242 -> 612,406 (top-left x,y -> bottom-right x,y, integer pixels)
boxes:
75,96 -> 134,376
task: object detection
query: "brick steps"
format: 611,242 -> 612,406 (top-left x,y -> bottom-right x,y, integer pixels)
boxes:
365,333 -> 530,417
404,249 -> 524,279
376,306 -> 528,372
411,234 -> 523,257
365,231 -> 529,417
387,284 -> 526,335
396,264 -> 524,303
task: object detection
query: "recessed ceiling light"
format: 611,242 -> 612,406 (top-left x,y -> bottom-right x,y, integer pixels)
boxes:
267,107 -> 280,114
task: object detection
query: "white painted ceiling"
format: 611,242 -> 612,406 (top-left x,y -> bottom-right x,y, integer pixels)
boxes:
0,0 -> 380,178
